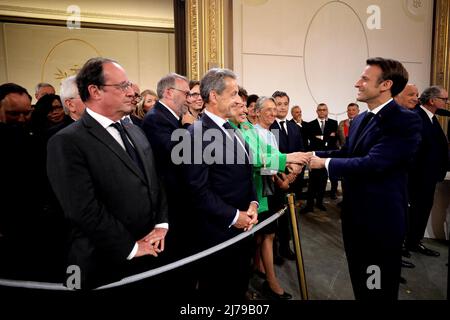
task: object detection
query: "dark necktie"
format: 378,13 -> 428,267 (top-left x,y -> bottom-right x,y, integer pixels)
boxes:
320,120 -> 325,134
354,112 -> 374,139
111,122 -> 144,174
279,121 -> 288,136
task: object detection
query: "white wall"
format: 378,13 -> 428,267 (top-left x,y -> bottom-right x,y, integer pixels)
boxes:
233,0 -> 434,122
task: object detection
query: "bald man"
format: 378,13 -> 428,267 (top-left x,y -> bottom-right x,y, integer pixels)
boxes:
395,84 -> 419,110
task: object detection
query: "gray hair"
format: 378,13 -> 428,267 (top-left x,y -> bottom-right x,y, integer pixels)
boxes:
156,73 -> 188,99
35,82 -> 55,95
419,85 -> 444,105
255,96 -> 275,113
200,68 -> 237,103
60,75 -> 79,114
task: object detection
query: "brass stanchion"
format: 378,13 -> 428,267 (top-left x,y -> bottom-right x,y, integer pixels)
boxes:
287,193 -> 308,300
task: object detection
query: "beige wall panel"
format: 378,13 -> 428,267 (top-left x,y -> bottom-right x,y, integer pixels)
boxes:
2,23 -> 174,102
0,23 -> 6,83
168,33 -> 175,73
137,32 -> 172,91
0,0 -> 174,28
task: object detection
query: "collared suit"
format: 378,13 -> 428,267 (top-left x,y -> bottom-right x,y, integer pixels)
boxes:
406,106 -> 448,248
47,111 -> 168,289
184,113 -> 257,300
316,100 -> 422,299
269,119 -> 305,253
305,118 -> 338,207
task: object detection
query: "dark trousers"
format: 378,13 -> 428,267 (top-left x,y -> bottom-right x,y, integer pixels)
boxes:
406,181 -> 437,247
197,237 -> 253,301
342,223 -> 402,300
306,168 -> 328,206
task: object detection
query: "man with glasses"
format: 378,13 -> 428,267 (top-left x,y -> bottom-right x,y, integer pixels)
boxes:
141,73 -> 197,297
303,103 -> 338,212
404,86 -> 448,258
47,57 -> 168,290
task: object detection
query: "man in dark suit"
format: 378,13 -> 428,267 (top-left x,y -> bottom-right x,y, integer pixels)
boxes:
183,68 -> 258,300
270,91 -> 305,261
290,105 -> 309,148
304,103 -> 338,211
404,86 -> 448,257
310,57 -> 422,299
0,83 -> 59,281
141,73 -> 196,297
47,57 -> 168,290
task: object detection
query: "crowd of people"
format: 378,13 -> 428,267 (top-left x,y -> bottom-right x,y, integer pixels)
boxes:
0,56 -> 448,300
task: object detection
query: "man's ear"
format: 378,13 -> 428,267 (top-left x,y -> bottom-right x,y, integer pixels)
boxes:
209,90 -> 217,103
88,84 -> 102,100
381,79 -> 393,93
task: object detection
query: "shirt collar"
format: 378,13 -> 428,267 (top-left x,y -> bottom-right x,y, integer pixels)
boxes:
419,105 -> 434,123
370,98 -> 393,115
317,118 -> 328,122
276,118 -> 287,125
85,107 -> 115,129
159,100 -> 180,121
204,109 -> 227,128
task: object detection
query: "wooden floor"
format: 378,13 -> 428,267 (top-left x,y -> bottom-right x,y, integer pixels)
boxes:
248,195 -> 449,300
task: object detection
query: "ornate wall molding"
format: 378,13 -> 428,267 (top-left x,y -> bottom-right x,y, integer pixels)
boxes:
432,0 -> 450,130
186,0 -> 229,79
0,4 -> 174,29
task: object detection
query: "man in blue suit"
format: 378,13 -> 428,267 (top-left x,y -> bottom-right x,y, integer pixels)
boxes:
269,91 -> 305,261
310,57 -> 422,299
404,86 -> 448,257
184,68 -> 258,300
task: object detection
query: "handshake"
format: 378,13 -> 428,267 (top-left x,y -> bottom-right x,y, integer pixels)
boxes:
286,151 -> 326,172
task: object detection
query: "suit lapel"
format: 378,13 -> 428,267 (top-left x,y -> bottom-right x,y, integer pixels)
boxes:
155,102 -> 180,129
82,112 -> 148,184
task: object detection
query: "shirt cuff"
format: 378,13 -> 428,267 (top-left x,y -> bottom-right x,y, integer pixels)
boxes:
230,209 -> 239,228
154,223 -> 169,229
325,158 -> 331,173
126,243 -> 138,260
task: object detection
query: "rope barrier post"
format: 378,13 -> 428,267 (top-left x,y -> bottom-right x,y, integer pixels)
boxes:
287,193 -> 308,300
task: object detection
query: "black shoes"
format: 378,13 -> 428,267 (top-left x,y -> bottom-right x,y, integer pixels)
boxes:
300,206 -> 314,214
262,281 -> 292,300
274,255 -> 285,266
315,203 -> 327,211
280,248 -> 296,261
408,242 -> 440,257
401,260 -> 415,268
254,270 -> 266,280
402,248 -> 411,258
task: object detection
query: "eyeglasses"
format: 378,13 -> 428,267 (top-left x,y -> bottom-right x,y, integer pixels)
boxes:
188,92 -> 201,99
170,87 -> 190,98
436,97 -> 449,103
132,93 -> 142,102
102,81 -> 133,92
317,109 -> 328,111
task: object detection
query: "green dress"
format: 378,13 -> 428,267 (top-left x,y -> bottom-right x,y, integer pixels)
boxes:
228,121 -> 286,213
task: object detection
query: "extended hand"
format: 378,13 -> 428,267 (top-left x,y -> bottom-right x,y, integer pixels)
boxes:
309,156 -> 326,169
